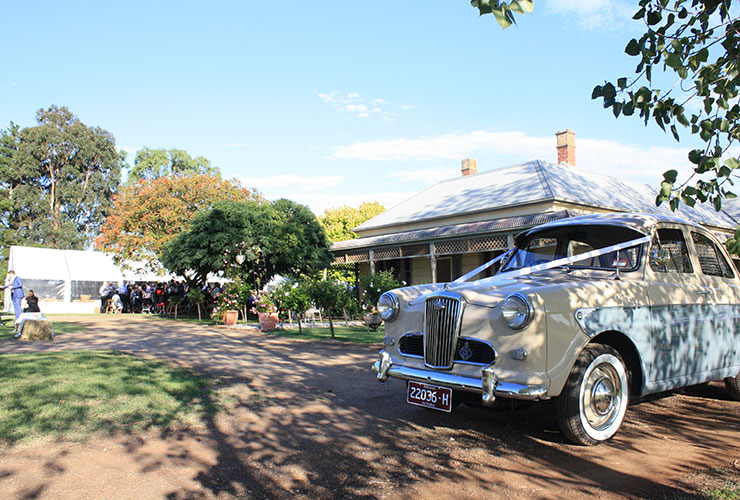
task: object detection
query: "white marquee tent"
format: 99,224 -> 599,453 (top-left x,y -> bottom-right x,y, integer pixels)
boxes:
4,246 -> 177,314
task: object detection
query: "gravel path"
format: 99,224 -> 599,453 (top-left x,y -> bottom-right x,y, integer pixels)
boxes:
0,315 -> 738,499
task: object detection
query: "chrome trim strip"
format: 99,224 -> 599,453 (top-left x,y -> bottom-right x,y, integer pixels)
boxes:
373,351 -> 547,402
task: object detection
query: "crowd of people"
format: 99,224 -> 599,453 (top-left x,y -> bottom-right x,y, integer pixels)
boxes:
98,280 -> 224,315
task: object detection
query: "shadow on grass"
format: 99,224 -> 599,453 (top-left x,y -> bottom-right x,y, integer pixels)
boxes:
268,324 -> 385,344
0,350 -> 219,445
0,318 -> 85,341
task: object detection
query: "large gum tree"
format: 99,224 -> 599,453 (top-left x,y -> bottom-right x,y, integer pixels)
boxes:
0,105 -> 123,249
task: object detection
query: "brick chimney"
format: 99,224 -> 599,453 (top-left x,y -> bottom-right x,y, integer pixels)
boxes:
461,158 -> 478,176
556,129 -> 576,167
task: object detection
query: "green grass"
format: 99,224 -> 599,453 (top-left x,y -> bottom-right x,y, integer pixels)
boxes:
0,318 -> 85,340
269,323 -> 385,343
144,312 -> 261,327
662,467 -> 740,500
0,350 -> 219,444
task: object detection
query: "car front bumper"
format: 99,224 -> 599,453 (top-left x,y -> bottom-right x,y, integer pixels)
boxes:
372,350 -> 548,405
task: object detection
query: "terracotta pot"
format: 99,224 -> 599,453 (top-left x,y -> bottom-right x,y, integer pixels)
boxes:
223,310 -> 239,326
258,312 -> 279,331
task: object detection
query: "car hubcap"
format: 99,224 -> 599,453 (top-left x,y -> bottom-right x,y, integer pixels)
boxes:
583,362 -> 621,432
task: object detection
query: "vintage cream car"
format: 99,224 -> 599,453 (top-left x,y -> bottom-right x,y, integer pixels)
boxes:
372,213 -> 740,445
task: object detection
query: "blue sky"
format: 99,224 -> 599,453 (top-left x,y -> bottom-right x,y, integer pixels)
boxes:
0,1 -> 706,214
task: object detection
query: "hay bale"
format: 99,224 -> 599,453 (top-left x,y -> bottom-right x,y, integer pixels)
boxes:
19,319 -> 54,341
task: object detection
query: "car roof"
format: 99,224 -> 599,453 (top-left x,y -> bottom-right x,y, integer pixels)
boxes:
516,212 -> 699,245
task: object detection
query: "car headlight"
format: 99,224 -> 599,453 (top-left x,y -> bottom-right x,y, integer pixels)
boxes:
377,292 -> 400,322
502,293 -> 533,330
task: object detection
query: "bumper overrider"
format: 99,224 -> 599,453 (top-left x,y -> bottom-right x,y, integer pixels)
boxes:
372,350 -> 547,405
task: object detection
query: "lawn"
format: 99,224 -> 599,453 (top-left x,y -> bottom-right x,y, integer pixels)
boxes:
146,313 -> 385,344
0,350 -> 220,445
269,323 -> 385,344
0,317 -> 85,341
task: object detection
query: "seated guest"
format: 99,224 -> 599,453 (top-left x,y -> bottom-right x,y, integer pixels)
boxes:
111,293 -> 123,313
23,290 -> 40,313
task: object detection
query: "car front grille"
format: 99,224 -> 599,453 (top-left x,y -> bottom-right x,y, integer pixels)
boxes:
423,292 -> 465,369
399,333 -> 495,365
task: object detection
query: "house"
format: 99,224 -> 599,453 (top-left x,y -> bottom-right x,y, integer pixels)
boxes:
330,130 -> 740,285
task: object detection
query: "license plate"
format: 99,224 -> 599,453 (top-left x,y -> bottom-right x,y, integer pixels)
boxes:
407,381 -> 453,412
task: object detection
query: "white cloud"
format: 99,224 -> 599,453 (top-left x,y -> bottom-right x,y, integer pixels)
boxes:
317,91 -> 413,120
545,0 -> 635,30
389,167 -> 460,183
331,130 -> 551,162
577,138 -> 693,185
329,129 -> 696,187
240,174 -> 344,191
289,190 -> 417,216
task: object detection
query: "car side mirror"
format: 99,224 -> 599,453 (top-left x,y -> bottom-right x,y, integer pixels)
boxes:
650,248 -> 670,268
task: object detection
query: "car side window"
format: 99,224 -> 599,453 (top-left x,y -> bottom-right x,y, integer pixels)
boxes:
651,228 -> 692,273
691,232 -> 735,278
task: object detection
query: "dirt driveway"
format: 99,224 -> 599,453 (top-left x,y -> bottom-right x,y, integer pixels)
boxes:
0,315 -> 738,499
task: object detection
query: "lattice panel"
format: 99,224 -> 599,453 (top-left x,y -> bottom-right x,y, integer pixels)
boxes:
435,240 -> 468,255
401,245 -> 429,257
345,251 -> 370,263
330,261 -> 356,271
374,247 -> 401,260
469,235 -> 508,251
531,237 -> 557,248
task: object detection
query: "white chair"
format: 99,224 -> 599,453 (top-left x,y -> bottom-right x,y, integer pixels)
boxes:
305,307 -> 322,326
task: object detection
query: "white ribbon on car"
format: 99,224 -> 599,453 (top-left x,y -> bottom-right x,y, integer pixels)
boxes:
450,249 -> 513,285
449,235 -> 651,288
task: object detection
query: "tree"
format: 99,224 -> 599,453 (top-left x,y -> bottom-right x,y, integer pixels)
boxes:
0,106 -> 123,249
470,0 -> 533,29
95,174 -> 261,272
318,201 -> 385,242
128,147 -> 219,183
272,279 -> 312,333
160,199 -> 332,288
359,271 -> 401,310
306,279 -> 352,338
592,0 -> 740,212
473,1 -> 740,214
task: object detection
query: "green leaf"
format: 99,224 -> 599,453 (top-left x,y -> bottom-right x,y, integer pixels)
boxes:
625,39 -> 641,56
665,52 -> 683,70
719,166 -> 732,178
591,85 -> 603,99
725,157 -> 740,170
663,169 -> 678,183
713,196 -> 723,211
617,77 -> 628,89
669,197 -> 680,211
660,181 -> 673,197
647,10 -> 662,25
670,124 -> 679,141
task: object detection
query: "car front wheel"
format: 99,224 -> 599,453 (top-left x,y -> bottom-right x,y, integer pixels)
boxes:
555,344 -> 629,446
725,373 -> 740,401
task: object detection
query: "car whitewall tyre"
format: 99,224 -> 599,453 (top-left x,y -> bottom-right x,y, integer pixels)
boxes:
725,373 -> 740,401
555,345 -> 629,446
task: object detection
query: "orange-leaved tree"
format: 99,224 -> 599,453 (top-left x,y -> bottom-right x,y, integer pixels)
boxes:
95,174 -> 262,272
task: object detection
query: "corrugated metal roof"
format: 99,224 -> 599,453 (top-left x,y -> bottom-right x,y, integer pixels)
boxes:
354,160 -> 739,232
332,210 -> 574,251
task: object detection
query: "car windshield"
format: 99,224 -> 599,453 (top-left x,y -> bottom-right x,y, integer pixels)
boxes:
499,224 -> 645,273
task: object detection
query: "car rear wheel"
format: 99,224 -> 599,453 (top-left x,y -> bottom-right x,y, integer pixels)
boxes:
555,344 -> 629,446
725,373 -> 740,401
